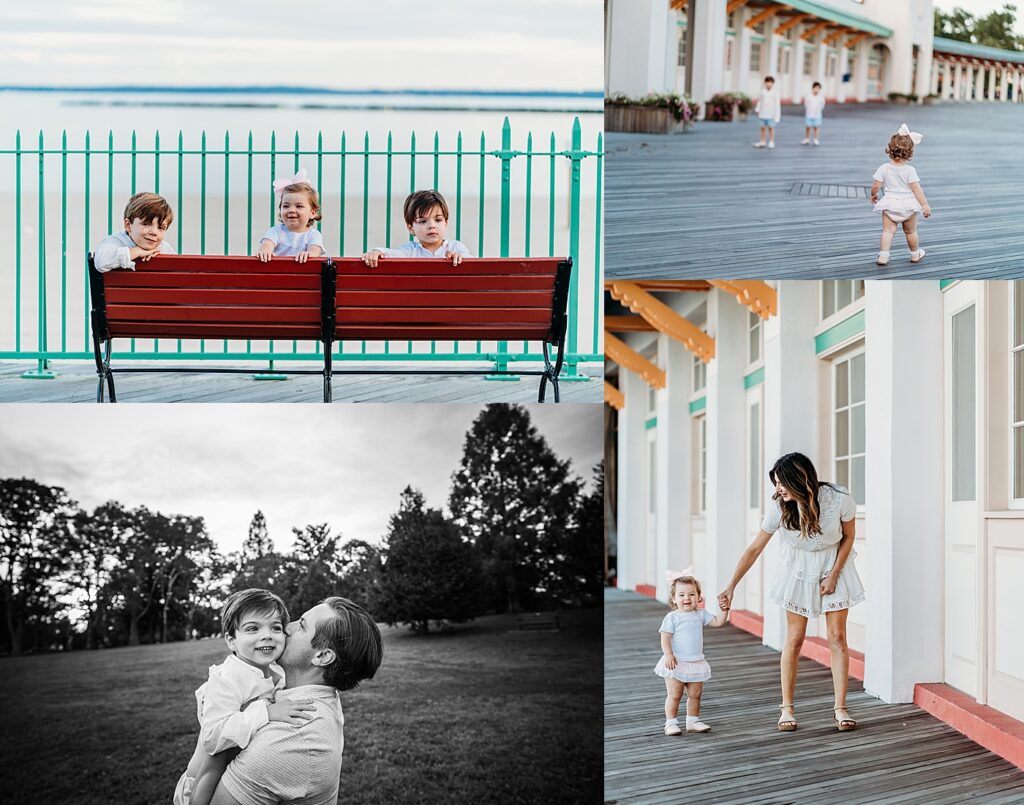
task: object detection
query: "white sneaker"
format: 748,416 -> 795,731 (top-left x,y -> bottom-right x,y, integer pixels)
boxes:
801,138 -> 810,145
664,722 -> 682,736
753,142 -> 766,148
768,141 -> 775,149
813,139 -> 820,146
686,720 -> 712,733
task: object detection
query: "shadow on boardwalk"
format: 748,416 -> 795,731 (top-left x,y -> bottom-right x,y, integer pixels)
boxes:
0,361 -> 601,403
606,103 -> 1024,280
604,588 -> 1024,804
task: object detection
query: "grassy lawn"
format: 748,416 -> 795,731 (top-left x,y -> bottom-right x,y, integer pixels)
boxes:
1,608 -> 600,804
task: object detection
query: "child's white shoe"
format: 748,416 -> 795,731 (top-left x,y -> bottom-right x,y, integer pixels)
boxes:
801,138 -> 810,145
664,720 -> 682,736
876,251 -> 890,266
813,138 -> 820,146
910,248 -> 926,263
753,141 -> 766,148
686,717 -> 711,733
768,141 -> 775,149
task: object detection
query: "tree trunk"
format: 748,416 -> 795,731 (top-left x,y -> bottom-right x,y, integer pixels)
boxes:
129,615 -> 140,646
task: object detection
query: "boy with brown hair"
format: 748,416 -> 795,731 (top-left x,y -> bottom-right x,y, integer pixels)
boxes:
361,189 -> 471,266
93,191 -> 176,272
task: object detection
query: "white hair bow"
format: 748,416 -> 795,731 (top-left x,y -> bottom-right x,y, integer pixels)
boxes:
666,566 -> 696,583
273,168 -> 312,195
897,123 -> 923,144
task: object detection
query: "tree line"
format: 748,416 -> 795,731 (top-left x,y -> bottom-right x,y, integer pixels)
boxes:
0,405 -> 602,655
934,4 -> 1024,51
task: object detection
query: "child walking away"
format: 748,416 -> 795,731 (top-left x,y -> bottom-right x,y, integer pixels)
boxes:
258,169 -> 325,263
653,569 -> 729,735
362,189 -> 471,266
871,124 -> 931,266
802,82 -> 825,145
92,192 -> 176,272
753,76 -> 781,149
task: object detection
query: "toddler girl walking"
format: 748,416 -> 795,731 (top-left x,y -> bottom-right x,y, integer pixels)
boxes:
871,124 -> 932,266
653,570 -> 729,735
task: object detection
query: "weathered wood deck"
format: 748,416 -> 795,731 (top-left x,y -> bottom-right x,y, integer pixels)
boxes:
606,103 -> 1024,280
605,588 -> 1024,804
0,361 -> 601,403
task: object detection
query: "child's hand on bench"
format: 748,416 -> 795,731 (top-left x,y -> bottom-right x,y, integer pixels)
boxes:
445,250 -> 464,267
294,246 -> 323,264
130,245 -> 163,264
257,240 -> 276,263
362,250 -> 385,268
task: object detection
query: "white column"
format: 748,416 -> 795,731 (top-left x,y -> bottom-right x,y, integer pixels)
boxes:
863,282 -> 944,703
705,291 -> 750,615
837,45 -> 850,103
988,65 -> 996,100
654,334 -> 694,601
930,59 -> 940,97
737,20 -> 754,93
617,367 -> 649,591
975,63 -> 986,101
760,282 -> 820,651
965,65 -> 974,101
855,40 -> 871,102
606,0 -> 673,96
944,63 -> 954,99
815,40 -> 828,88
955,64 -> 964,101
918,41 -> 935,101
689,0 -> 727,109
1003,67 -> 1011,101
791,33 -> 805,103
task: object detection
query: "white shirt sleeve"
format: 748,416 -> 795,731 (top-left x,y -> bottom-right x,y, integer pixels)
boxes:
199,675 -> 270,755
701,609 -> 716,626
93,234 -> 135,273
260,226 -> 280,245
658,612 -> 675,634
872,165 -> 886,183
447,240 -> 472,257
372,242 -> 413,257
907,166 -> 921,184
307,228 -> 325,250
839,489 -> 857,522
761,499 -> 782,533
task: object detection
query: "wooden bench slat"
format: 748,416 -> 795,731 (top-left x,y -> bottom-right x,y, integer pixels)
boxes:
336,291 -> 553,309
102,272 -> 321,290
334,258 -> 563,276
106,288 -> 321,306
336,325 -> 551,340
125,255 -> 325,273
336,275 -> 555,292
107,323 -> 321,339
334,307 -> 552,325
106,304 -> 321,324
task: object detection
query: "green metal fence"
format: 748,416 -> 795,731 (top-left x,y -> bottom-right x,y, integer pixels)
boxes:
1,118 -> 602,378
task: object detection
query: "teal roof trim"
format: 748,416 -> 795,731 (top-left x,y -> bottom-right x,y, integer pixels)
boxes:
784,1 -> 893,38
933,36 -> 1024,66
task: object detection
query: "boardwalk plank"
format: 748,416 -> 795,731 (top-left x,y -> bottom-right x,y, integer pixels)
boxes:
604,589 -> 1024,804
606,104 -> 1024,280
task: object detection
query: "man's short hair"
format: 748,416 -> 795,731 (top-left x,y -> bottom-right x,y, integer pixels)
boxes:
123,192 -> 174,227
403,189 -> 449,226
313,597 -> 383,691
221,589 -> 289,637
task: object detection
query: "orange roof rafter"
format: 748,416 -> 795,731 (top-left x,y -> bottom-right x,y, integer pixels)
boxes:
605,315 -> 655,333
823,26 -> 853,45
726,0 -> 749,15
605,381 -> 625,411
774,13 -> 810,35
708,280 -> 777,320
801,20 -> 832,41
607,281 -> 715,363
845,31 -> 871,49
605,333 -> 666,390
745,6 -> 778,30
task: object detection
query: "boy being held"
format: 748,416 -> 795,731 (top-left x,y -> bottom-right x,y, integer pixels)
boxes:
362,189 -> 471,267
93,192 -> 176,272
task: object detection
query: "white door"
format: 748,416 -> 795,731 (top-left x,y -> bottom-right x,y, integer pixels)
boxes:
745,388 -> 765,614
943,283 -> 980,695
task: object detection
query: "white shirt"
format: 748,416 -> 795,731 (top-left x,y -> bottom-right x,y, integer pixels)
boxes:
196,654 -> 285,754
755,86 -> 781,123
761,484 -> 857,552
872,162 -> 922,200
93,230 -> 176,272
373,239 -> 472,258
804,93 -> 826,118
659,609 -> 716,661
260,224 -> 325,256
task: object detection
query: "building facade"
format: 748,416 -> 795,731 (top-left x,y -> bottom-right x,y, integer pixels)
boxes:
606,0 -> 1024,109
605,279 -> 1024,724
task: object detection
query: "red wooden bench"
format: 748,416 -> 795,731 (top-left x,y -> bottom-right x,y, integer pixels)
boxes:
88,254 -> 572,402
326,257 -> 572,402
88,254 -> 334,402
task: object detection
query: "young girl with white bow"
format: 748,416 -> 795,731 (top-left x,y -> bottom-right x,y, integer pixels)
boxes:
257,169 -> 325,263
871,124 -> 932,266
653,569 -> 729,735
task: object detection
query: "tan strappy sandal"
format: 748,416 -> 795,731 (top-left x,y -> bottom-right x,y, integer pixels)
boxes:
778,703 -> 797,732
834,706 -> 857,731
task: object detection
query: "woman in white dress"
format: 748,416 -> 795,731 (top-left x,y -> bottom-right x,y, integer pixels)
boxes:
717,452 -> 865,732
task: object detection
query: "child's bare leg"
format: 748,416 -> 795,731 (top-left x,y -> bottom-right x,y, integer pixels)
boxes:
768,127 -> 775,144
902,214 -> 919,252
805,126 -> 811,139
879,215 -> 898,253
813,127 -> 821,140
759,126 -> 767,144
685,681 -> 703,717
664,677 -> 684,720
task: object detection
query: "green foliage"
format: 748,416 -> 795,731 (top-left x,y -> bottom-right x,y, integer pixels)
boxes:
374,487 -> 483,632
934,4 -> 1024,50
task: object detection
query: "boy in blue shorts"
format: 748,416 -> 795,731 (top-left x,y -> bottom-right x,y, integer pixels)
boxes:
802,81 -> 825,146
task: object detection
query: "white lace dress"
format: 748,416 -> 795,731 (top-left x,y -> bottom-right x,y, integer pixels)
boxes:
763,484 -> 866,618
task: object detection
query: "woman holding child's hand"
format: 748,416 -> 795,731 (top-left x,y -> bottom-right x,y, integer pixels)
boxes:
718,453 -> 865,735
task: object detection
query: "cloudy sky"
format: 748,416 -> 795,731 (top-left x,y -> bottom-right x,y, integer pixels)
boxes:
0,0 -> 603,91
0,404 -> 602,553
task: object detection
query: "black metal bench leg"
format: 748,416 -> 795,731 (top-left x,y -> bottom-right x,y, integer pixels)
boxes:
538,373 -> 548,403
94,336 -> 115,403
323,344 -> 333,403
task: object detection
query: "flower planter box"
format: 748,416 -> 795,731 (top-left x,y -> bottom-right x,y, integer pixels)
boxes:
605,104 -> 693,134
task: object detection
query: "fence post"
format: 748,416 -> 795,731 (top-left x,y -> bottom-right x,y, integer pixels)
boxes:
23,130 -> 55,379
488,117 -> 517,380
560,117 -> 587,381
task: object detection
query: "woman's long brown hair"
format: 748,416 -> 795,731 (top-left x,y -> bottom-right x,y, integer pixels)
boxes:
769,453 -> 840,538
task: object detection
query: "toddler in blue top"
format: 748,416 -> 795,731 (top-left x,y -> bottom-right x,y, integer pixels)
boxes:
653,570 -> 729,735
258,169 -> 325,263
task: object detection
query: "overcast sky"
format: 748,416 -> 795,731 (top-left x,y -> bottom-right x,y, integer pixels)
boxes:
0,404 -> 602,553
0,0 -> 602,91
